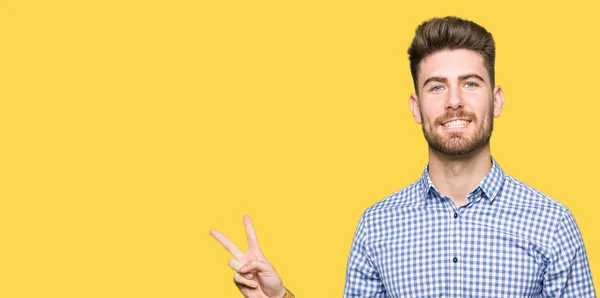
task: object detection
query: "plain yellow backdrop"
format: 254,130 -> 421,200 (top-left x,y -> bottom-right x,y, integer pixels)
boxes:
1,0 -> 598,297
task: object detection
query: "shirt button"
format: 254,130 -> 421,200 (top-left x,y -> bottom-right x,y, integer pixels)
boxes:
453,212 -> 458,218
453,257 -> 458,263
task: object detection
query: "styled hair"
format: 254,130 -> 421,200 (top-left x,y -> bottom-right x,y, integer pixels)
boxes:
408,16 -> 495,93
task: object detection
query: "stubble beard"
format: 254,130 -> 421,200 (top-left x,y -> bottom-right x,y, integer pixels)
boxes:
422,109 -> 494,156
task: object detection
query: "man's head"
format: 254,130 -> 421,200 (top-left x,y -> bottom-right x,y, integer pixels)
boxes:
408,16 -> 496,93
407,17 -> 504,157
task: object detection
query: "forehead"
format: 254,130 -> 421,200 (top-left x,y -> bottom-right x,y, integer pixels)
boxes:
418,49 -> 488,84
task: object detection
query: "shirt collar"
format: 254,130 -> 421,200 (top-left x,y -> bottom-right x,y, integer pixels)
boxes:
419,156 -> 506,202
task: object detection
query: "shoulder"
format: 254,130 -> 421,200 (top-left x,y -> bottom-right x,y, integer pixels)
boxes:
500,174 -> 568,215
501,177 -> 588,268
498,175 -> 578,247
358,180 -> 424,226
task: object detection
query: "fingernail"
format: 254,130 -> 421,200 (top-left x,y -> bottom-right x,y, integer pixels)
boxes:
240,265 -> 247,271
251,282 -> 257,287
247,273 -> 253,279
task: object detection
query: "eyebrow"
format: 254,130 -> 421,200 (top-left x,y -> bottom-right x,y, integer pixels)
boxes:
422,73 -> 486,88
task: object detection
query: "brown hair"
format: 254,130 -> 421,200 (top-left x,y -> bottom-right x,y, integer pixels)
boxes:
408,16 -> 495,93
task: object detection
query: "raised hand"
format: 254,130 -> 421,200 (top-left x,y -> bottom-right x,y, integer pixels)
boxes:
210,215 -> 285,298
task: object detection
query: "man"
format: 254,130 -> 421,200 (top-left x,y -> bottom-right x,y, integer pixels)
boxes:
211,16 -> 596,297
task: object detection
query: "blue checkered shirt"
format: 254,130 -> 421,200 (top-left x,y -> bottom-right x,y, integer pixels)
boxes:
344,158 -> 595,297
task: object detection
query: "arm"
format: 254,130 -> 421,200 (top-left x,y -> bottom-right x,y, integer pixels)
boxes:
343,215 -> 386,298
542,210 -> 595,297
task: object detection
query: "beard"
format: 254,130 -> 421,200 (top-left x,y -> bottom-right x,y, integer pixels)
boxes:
421,109 -> 493,156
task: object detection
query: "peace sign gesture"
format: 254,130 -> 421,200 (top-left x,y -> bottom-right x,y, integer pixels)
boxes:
210,215 -> 286,298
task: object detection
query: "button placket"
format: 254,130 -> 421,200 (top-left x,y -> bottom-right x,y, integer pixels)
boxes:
453,205 -> 463,296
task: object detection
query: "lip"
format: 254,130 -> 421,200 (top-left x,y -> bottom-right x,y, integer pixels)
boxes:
441,118 -> 471,130
441,118 -> 470,125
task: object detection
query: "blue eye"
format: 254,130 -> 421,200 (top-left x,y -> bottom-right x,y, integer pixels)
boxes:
464,82 -> 477,88
431,85 -> 444,92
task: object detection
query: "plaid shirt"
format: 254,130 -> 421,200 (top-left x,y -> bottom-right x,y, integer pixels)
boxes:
344,158 -> 595,297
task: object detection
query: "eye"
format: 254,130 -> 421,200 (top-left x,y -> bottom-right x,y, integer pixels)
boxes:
464,82 -> 478,88
430,85 -> 445,92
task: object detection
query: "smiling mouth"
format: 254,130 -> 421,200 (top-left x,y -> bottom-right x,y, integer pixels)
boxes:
442,119 -> 470,128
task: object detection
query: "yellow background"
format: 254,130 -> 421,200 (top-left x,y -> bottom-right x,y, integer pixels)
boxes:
1,0 -> 598,297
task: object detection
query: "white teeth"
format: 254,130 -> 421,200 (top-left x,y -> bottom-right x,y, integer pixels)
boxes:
443,120 -> 468,128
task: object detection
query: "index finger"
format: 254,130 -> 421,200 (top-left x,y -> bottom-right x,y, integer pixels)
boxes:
209,229 -> 244,259
243,215 -> 260,251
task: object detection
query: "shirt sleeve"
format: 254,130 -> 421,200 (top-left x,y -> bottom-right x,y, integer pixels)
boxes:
343,213 -> 387,298
542,209 -> 596,297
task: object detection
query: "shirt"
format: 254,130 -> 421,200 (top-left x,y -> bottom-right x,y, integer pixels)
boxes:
343,158 -> 595,297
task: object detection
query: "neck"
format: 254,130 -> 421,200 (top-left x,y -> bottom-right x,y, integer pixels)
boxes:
427,145 -> 492,207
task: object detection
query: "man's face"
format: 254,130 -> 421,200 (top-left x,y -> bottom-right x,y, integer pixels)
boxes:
409,49 -> 503,156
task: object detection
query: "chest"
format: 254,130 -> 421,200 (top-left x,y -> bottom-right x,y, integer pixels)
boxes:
369,206 -> 550,297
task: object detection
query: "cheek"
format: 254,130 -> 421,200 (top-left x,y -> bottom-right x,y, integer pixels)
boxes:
419,101 -> 445,123
464,94 -> 492,116
463,92 -> 484,102
420,110 -> 439,126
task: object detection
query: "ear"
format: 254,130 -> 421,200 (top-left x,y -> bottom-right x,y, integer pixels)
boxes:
492,86 -> 504,118
409,93 -> 422,124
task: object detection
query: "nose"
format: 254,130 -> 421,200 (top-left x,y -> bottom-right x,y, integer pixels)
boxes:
445,86 -> 464,110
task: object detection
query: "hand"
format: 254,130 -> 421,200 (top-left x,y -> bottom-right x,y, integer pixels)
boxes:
210,215 -> 285,298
